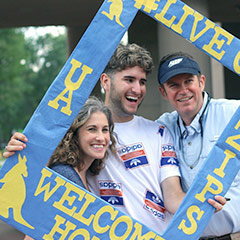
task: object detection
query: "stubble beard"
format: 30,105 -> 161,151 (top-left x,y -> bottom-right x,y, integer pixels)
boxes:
109,83 -> 141,118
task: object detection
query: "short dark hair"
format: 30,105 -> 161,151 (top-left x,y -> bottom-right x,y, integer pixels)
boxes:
104,43 -> 153,77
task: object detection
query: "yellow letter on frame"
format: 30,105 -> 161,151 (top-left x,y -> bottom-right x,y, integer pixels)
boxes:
178,205 -> 204,235
48,59 -> 93,116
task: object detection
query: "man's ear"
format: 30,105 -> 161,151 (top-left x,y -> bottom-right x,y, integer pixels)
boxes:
100,73 -> 111,92
158,85 -> 168,100
199,74 -> 206,91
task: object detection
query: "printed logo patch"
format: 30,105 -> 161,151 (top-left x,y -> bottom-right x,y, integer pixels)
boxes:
144,190 -> 165,220
161,144 -> 179,167
117,143 -> 149,169
168,58 -> 183,68
99,181 -> 123,206
158,125 -> 165,136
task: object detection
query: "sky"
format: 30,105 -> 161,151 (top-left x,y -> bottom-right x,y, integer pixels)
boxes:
23,26 -> 66,39
23,25 -> 128,43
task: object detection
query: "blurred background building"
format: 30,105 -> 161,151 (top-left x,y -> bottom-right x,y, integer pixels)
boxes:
1,0 -> 240,119
1,0 -> 239,119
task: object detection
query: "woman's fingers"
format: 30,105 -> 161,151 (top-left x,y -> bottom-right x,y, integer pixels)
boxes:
3,132 -> 28,158
10,132 -> 28,143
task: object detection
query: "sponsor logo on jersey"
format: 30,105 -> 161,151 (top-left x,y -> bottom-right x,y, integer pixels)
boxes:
161,144 -> 179,167
144,190 -> 165,220
99,181 -> 123,205
158,125 -> 165,136
117,143 -> 149,169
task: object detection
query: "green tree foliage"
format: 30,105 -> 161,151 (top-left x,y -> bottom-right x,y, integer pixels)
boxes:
0,28 -> 28,146
0,28 -> 67,146
22,32 -> 67,127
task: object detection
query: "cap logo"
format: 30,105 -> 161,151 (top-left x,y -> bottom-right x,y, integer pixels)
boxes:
168,58 -> 183,68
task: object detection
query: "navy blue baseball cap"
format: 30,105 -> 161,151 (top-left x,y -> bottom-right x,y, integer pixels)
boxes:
158,56 -> 201,85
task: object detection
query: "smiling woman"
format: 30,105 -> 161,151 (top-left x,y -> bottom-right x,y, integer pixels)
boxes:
46,98 -> 115,191
3,96 -> 117,240
46,96 -> 117,191
3,96 -> 117,191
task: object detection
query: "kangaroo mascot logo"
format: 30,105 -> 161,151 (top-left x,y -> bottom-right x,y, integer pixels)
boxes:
0,154 -> 34,229
102,0 -> 125,27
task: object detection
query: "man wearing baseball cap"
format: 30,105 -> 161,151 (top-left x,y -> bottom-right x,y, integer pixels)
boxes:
156,52 -> 240,240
